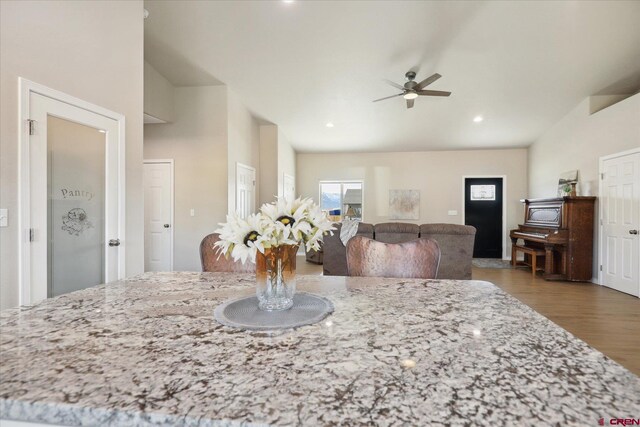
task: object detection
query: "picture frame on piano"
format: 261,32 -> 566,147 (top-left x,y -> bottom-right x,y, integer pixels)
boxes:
557,170 -> 579,197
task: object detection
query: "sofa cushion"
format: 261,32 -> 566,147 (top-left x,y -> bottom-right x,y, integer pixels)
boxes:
322,222 -> 374,276
419,224 -> 476,279
374,222 -> 420,243
419,223 -> 476,235
305,241 -> 324,265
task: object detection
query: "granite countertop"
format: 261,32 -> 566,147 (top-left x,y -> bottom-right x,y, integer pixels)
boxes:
1,272 -> 639,426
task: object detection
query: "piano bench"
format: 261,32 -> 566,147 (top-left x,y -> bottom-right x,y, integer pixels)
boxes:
512,245 -> 545,277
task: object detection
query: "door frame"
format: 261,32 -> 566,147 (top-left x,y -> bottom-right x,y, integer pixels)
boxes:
143,159 -> 175,271
461,175 -> 508,260
18,78 -> 126,305
598,147 -> 640,289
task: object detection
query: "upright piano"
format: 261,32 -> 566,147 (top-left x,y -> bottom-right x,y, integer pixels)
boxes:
510,196 -> 596,281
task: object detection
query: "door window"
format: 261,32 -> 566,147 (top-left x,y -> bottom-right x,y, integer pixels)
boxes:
470,185 -> 496,201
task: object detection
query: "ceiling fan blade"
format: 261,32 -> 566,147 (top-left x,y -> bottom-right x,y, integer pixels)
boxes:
383,79 -> 405,90
416,73 -> 442,90
406,98 -> 414,109
373,93 -> 404,102
417,89 -> 451,97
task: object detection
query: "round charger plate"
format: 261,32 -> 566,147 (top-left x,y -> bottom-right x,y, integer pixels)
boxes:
214,292 -> 334,331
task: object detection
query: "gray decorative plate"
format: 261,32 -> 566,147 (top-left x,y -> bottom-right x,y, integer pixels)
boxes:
214,292 -> 334,331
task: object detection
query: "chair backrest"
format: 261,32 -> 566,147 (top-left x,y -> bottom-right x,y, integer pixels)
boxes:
200,233 -> 255,273
346,235 -> 440,279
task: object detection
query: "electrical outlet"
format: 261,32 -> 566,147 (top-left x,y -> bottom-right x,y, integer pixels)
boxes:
0,209 -> 7,227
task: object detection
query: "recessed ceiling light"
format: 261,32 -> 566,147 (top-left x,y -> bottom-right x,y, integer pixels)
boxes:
282,0 -> 294,3
473,116 -> 484,123
326,122 -> 334,128
98,129 -> 106,133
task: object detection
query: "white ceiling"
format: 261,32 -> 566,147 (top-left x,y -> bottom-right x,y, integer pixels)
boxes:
144,1 -> 640,153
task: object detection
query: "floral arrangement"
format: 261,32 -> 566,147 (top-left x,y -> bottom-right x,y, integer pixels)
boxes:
215,197 -> 335,264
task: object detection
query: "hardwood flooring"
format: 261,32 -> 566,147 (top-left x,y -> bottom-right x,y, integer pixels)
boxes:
474,266 -> 640,376
296,256 -> 640,376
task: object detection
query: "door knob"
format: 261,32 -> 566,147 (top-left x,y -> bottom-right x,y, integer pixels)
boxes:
108,239 -> 121,247
164,224 -> 171,228
630,230 -> 639,235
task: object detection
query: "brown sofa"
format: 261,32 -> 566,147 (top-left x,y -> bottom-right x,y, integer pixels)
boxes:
322,222 -> 476,279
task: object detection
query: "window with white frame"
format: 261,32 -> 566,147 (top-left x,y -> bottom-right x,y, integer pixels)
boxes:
319,181 -> 363,222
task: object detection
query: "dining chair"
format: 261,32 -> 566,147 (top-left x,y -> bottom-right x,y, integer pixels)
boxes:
200,233 -> 256,273
346,236 -> 440,279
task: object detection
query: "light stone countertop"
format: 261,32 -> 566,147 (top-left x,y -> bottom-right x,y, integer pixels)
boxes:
1,272 -> 639,426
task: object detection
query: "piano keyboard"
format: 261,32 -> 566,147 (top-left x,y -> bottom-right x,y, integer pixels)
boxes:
512,231 -> 548,239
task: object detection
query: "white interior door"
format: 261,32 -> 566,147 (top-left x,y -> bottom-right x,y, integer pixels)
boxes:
144,161 -> 173,272
236,163 -> 256,218
28,92 -> 122,303
601,150 -> 640,297
283,173 -> 295,202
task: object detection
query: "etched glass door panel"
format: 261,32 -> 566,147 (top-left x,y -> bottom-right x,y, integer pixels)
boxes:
48,116 -> 105,296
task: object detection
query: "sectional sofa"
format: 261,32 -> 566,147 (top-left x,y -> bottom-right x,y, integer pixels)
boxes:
321,222 -> 476,279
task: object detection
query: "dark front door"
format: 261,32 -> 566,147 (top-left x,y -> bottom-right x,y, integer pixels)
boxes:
464,177 -> 503,258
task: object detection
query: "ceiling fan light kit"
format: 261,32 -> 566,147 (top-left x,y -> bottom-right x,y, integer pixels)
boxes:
374,70 -> 452,109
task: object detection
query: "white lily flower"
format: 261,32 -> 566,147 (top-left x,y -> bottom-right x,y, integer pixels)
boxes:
303,204 -> 335,251
215,197 -> 335,264
214,213 -> 268,264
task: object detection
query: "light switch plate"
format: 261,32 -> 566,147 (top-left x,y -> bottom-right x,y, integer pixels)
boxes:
190,209 -> 195,217
447,210 -> 458,216
0,208 -> 7,227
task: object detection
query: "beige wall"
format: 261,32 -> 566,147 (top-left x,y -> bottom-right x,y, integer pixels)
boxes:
528,93 -> 640,280
144,86 -> 228,271
227,89 -> 260,214
297,149 -> 528,257
144,61 -> 174,122
259,125 -> 297,206
259,125 -> 279,206
529,94 -> 640,198
0,0 -> 144,309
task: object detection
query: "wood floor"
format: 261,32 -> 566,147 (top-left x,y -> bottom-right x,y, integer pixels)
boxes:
474,267 -> 640,376
296,256 -> 640,376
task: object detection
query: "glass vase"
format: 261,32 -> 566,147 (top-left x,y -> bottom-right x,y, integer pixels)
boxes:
255,244 -> 298,311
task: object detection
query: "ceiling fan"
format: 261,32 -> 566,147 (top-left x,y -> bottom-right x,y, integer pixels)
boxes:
373,71 -> 451,109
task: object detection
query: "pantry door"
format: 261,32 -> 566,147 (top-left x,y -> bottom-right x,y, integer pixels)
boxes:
20,80 -> 125,304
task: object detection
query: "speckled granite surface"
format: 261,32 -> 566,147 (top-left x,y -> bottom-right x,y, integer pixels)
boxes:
1,272 -> 638,426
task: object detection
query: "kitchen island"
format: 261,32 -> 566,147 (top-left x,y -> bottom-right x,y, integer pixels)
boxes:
1,272 -> 639,426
